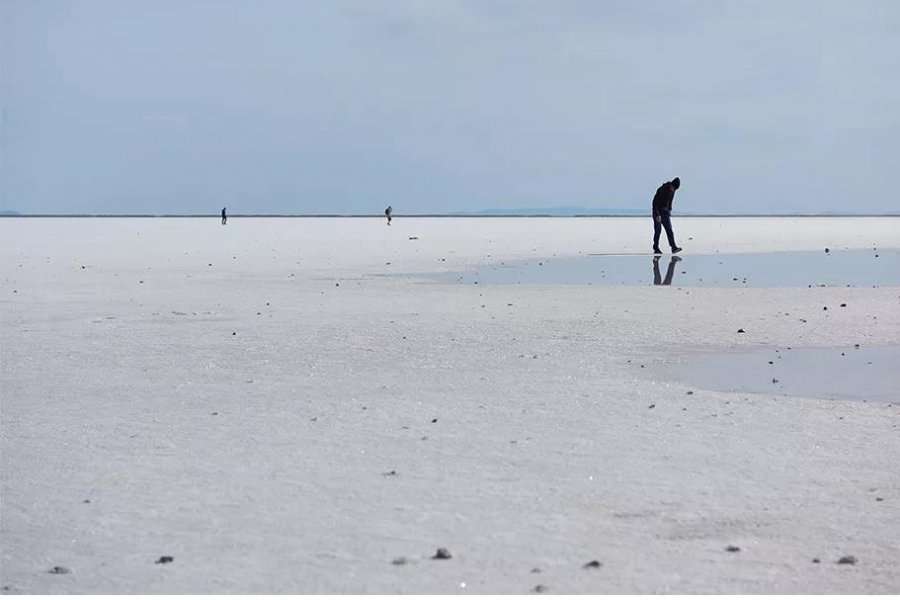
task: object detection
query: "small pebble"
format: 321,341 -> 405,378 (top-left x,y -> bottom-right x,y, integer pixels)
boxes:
686,391 -> 694,395
812,558 -> 821,564
737,328 -> 745,333
391,557 -> 408,566
48,566 -> 71,574
433,547 -> 452,560
431,418 -> 438,423
875,497 -> 884,502
840,303 -> 847,307
837,555 -> 857,565
726,545 -> 740,552
648,404 -> 656,409
583,559 -> 602,569
155,556 -> 174,564
533,584 -> 548,593
530,567 -> 542,574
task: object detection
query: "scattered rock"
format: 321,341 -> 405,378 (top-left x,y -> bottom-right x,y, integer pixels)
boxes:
232,332 -> 236,336
530,567 -> 542,574
825,248 -> 830,253
725,545 -> 741,553
155,556 -> 174,564
83,499 -> 90,503
382,470 -> 398,476
48,566 -> 71,574
840,303 -> 847,307
432,547 -> 452,560
837,555 -> 857,565
583,559 -> 602,569
737,328 -> 746,333
875,497 -> 884,502
812,558 -> 821,564
408,236 -> 419,240
648,404 -> 656,409
392,557 -> 408,566
533,584 -> 548,593
431,418 -> 438,423
211,412 -> 218,416
823,306 -> 828,311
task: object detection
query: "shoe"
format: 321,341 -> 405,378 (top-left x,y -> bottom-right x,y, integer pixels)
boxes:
671,247 -> 683,254
653,247 -> 662,255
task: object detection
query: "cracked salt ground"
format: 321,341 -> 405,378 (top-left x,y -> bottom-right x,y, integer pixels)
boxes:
666,345 -> 900,402
419,248 -> 898,288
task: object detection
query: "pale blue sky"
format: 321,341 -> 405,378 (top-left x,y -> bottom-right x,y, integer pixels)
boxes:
1,0 -> 897,214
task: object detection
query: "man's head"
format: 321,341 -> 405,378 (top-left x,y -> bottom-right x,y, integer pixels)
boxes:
671,177 -> 681,190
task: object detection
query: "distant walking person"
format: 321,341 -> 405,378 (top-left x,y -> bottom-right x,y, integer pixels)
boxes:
385,205 -> 393,226
221,207 -> 227,225
651,177 -> 682,254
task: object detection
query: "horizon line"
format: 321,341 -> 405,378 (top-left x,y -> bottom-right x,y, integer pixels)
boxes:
1,213 -> 899,218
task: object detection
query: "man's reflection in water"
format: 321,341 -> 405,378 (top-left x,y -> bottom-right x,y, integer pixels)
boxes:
653,255 -> 682,285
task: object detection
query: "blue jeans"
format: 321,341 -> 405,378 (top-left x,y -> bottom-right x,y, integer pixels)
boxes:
652,209 -> 677,250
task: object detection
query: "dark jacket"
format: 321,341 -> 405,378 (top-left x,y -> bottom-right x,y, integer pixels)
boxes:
652,182 -> 676,212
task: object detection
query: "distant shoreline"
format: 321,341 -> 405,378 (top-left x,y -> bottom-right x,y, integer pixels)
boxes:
2,214 -> 899,218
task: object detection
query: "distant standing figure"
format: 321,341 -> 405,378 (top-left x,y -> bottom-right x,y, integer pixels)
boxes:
221,207 -> 227,225
651,177 -> 682,254
385,205 -> 392,226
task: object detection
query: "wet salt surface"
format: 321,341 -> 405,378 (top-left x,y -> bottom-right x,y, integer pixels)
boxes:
670,345 -> 900,403
430,248 -> 897,287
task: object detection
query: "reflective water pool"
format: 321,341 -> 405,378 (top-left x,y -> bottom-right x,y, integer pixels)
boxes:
669,345 -> 900,403
431,248 -> 897,287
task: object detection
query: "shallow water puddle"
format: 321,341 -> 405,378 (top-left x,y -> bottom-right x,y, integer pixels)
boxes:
432,248 -> 897,287
670,345 -> 900,402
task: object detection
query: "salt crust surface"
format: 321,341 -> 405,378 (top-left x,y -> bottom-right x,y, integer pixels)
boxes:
1,217 -> 898,593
